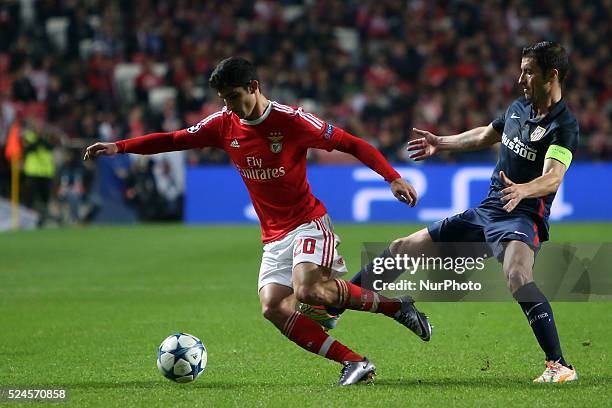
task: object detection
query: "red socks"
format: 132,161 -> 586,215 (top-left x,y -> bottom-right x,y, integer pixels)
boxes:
334,279 -> 401,317
279,280 -> 404,364
283,311 -> 362,363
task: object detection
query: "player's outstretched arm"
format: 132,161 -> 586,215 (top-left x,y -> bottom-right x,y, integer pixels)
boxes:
407,124 -> 501,160
83,129 -> 208,161
334,132 -> 417,206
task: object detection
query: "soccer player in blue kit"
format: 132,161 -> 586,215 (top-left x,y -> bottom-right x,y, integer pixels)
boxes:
318,41 -> 579,383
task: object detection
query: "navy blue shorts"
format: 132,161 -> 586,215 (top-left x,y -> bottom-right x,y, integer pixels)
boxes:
427,204 -> 542,262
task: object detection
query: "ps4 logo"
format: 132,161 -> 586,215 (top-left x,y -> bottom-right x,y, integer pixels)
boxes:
242,166 -> 573,222
350,167 -> 572,222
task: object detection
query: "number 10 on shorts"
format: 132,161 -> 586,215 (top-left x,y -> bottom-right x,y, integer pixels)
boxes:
294,238 -> 316,256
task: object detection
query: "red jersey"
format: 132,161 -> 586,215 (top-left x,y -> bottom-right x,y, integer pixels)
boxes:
116,101 -> 400,243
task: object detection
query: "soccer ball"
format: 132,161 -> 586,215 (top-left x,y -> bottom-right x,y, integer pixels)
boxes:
157,333 -> 207,383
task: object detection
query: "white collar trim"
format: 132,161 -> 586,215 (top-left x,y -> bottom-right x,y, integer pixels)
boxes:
240,101 -> 272,125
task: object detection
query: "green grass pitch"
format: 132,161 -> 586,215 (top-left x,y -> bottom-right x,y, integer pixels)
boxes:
1,223 -> 611,407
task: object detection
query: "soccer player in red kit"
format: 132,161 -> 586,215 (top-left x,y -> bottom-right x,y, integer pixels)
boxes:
84,57 -> 432,385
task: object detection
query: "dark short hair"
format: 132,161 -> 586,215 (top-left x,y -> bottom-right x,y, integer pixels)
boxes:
521,41 -> 569,84
208,57 -> 258,91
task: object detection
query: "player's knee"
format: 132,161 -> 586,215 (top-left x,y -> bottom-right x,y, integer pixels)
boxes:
293,283 -> 323,305
390,229 -> 430,255
293,285 -> 312,304
505,266 -> 531,291
390,236 -> 415,255
389,238 -> 404,255
261,302 -> 285,322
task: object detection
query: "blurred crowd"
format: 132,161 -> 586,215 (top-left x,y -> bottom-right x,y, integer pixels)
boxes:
0,0 -> 610,224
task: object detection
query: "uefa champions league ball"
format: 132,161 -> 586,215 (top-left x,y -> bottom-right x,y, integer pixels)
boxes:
157,333 -> 207,383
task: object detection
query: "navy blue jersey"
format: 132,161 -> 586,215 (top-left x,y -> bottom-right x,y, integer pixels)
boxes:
487,97 -> 579,241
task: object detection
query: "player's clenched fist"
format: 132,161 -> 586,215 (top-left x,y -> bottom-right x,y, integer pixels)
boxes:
390,178 -> 418,207
83,142 -> 118,160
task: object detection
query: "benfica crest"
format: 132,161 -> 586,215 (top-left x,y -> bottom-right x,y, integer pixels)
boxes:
268,132 -> 283,153
530,126 -> 547,142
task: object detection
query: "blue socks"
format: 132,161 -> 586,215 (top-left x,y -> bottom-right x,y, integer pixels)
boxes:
513,282 -> 568,366
330,250 -> 570,368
